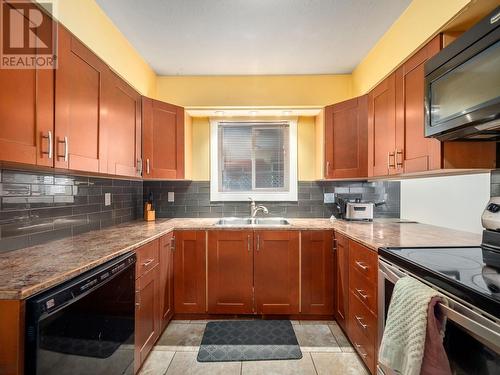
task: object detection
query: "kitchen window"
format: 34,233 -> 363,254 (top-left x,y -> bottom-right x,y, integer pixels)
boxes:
210,119 -> 298,201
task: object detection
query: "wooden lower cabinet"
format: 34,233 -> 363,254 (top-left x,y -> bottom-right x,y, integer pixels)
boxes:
346,237 -> 379,375
174,231 -> 207,314
207,230 -> 254,314
160,233 -> 174,331
301,230 -> 334,315
254,231 -> 300,315
135,263 -> 161,373
334,232 -> 349,330
0,300 -> 24,375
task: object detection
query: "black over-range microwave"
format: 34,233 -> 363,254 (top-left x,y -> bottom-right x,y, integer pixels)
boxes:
424,7 -> 500,141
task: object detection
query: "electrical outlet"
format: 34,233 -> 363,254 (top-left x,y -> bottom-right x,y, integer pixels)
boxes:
168,192 -> 175,202
324,192 -> 336,204
104,192 -> 112,206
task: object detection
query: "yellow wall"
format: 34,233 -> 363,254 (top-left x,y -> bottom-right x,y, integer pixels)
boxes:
189,116 -> 318,181
156,75 -> 352,108
40,0 -> 157,96
191,118 -> 211,181
314,109 -> 325,180
351,0 -> 471,95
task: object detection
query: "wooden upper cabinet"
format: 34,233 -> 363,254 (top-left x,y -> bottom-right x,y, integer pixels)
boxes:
334,232 -> 349,331
368,73 -> 397,177
324,96 -> 368,178
301,230 -> 334,315
55,25 -> 108,173
103,72 -> 142,177
173,230 -> 206,314
207,230 -> 254,314
0,2 -> 53,168
254,231 -> 299,315
159,233 -> 174,331
395,35 -> 443,173
142,97 -> 185,179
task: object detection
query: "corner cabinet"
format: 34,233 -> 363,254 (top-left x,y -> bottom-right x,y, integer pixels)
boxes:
333,232 -> 349,330
142,97 -> 185,179
324,96 -> 368,179
173,230 -> 207,313
301,230 -> 334,315
103,72 -> 142,178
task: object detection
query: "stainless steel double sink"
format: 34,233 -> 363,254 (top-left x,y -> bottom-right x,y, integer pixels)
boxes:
215,217 -> 290,227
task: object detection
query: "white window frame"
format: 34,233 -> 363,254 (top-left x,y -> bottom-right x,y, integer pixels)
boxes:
210,117 -> 298,202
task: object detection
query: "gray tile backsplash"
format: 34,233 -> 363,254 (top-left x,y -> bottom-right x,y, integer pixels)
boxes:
0,169 -> 143,253
143,180 -> 400,219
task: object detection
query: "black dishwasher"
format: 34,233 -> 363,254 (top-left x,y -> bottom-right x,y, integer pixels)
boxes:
25,252 -> 136,375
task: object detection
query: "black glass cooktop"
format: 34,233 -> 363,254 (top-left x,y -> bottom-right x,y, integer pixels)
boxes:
379,246 -> 500,319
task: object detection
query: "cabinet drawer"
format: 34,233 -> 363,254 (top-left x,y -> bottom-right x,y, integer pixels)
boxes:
349,320 -> 376,374
348,291 -> 377,373
136,239 -> 160,279
349,266 -> 377,314
349,240 -> 377,281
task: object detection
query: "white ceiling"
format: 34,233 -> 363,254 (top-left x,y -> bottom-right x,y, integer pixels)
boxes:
96,0 -> 412,76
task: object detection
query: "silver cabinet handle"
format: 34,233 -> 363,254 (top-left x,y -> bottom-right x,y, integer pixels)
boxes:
355,260 -> 368,270
247,235 -> 251,252
355,315 -> 368,329
58,136 -> 69,162
256,234 -> 260,251
355,288 -> 368,300
171,236 -> 176,251
42,131 -> 53,159
146,158 -> 150,174
137,158 -> 143,175
388,151 -> 395,169
332,238 -> 337,251
142,258 -> 154,267
396,149 -> 404,168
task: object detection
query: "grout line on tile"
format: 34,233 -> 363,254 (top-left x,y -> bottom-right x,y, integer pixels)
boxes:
163,351 -> 176,375
309,352 -> 319,375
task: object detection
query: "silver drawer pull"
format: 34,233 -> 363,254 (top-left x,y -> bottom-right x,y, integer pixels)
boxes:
355,288 -> 368,300
355,315 -> 368,329
355,261 -> 368,270
41,131 -> 53,159
142,258 -> 154,267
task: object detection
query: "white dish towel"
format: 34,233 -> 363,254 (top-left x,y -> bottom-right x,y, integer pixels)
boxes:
378,276 -> 449,375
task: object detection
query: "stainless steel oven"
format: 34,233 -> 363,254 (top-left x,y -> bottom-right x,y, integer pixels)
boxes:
378,258 -> 500,375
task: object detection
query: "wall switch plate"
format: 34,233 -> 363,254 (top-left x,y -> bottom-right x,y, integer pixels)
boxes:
324,192 -> 336,204
104,192 -> 112,206
168,192 -> 175,202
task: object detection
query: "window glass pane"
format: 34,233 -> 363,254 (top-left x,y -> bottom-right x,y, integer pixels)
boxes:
220,126 -> 252,191
254,127 -> 288,189
218,122 -> 290,193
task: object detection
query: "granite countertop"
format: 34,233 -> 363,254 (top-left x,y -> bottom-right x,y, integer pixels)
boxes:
0,218 -> 481,300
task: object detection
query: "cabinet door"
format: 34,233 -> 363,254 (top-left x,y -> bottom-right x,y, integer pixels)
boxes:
142,97 -> 184,179
160,233 -> 174,330
368,73 -> 397,177
254,231 -> 299,314
55,25 -> 108,173
104,72 -> 142,177
135,265 -> 160,372
0,2 -> 53,167
334,232 -> 349,331
173,231 -> 206,313
324,96 -> 368,178
301,230 -> 334,315
207,230 -> 254,314
395,35 -> 442,173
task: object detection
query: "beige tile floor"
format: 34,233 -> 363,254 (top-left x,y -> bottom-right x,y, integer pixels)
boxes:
139,320 -> 369,375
